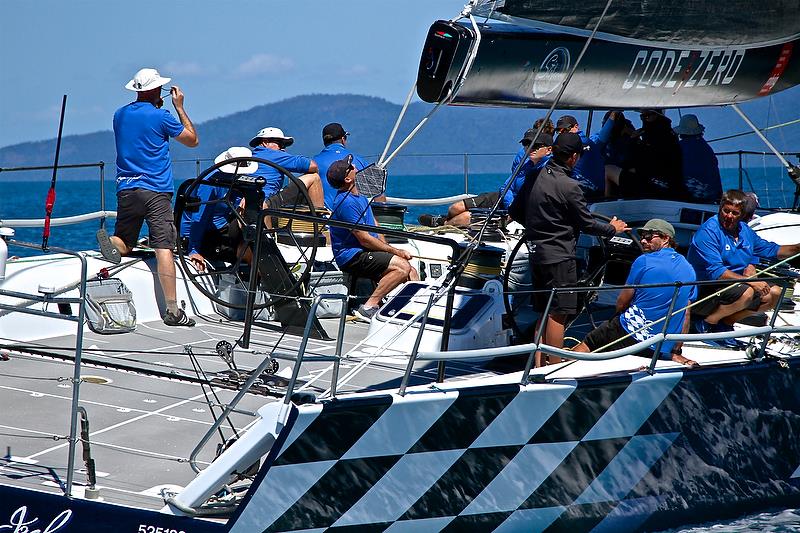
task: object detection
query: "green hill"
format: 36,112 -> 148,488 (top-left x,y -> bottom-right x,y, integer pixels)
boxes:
2,93 -> 799,180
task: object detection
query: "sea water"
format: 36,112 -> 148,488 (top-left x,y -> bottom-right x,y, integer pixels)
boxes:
0,166 -> 797,256
1,169 -> 800,531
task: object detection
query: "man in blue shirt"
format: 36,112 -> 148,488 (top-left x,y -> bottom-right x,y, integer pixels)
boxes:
674,114 -> 722,203
574,219 -> 699,366
180,147 -> 256,271
105,67 -> 199,327
555,113 -> 618,199
248,127 -> 324,208
417,126 -> 553,228
313,123 -> 371,209
688,189 -> 800,339
327,155 -> 418,322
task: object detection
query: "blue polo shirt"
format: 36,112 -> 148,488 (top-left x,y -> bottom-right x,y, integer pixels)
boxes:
251,146 -> 313,197
620,247 -> 698,355
179,174 -> 241,256
687,215 -> 780,281
571,118 -> 615,196
313,143 -> 370,208
329,190 -> 378,267
499,156 -> 549,209
679,136 -> 722,203
113,101 -> 185,193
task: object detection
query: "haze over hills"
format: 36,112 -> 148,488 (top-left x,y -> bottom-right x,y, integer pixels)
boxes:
1,92 -> 799,180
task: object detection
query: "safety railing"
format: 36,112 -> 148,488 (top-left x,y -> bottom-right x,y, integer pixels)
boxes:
0,238 -> 90,497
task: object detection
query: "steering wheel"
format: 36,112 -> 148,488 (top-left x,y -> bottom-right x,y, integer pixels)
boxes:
500,213 -> 643,339
174,156 -> 323,310
591,213 -> 645,254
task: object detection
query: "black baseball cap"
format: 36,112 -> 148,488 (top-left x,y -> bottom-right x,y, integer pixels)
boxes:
532,133 -> 554,148
556,115 -> 578,131
552,132 -> 584,157
322,122 -> 348,144
326,154 -> 354,188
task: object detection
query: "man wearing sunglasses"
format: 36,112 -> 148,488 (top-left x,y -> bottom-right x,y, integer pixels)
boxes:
104,67 -> 199,327
573,219 -> 698,366
327,155 -> 418,322
248,127 -> 325,208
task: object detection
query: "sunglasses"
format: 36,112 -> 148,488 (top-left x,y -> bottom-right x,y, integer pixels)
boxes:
640,231 -> 666,241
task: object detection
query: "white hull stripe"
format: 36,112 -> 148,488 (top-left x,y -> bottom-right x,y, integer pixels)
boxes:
583,373 -> 681,441
275,407 -> 322,459
589,496 -> 667,533
342,392 -> 458,460
462,442 -> 578,515
333,449 -> 464,527
228,460 -> 336,533
471,384 -> 575,448
575,433 -> 679,504
383,516 -> 456,532
493,506 -> 566,533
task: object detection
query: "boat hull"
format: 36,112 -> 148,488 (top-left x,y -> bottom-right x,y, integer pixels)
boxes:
229,359 -> 800,532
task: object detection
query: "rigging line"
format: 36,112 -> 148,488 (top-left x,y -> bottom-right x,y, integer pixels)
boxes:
187,347 -> 240,441
469,0 -> 616,262
381,12 -> 484,168
591,250 -> 800,354
709,118 -> 800,143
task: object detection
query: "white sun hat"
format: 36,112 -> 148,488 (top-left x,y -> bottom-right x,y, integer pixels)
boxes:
248,127 -> 294,148
214,147 -> 259,174
125,68 -> 171,92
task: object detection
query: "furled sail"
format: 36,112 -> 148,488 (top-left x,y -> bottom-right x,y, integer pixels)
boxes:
416,4 -> 800,109
472,0 -> 800,48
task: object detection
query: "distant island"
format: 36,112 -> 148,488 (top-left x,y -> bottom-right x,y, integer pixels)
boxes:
1,93 -> 798,180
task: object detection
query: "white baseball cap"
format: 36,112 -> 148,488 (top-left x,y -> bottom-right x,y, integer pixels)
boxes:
249,127 -> 294,148
214,147 -> 259,174
125,68 -> 171,92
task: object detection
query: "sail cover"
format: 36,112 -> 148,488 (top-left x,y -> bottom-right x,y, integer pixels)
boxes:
473,0 -> 800,48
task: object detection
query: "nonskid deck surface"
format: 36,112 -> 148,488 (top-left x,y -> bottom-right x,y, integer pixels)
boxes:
0,313 -> 500,510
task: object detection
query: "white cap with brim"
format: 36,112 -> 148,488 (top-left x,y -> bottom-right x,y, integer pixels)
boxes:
214,147 -> 259,174
249,127 -> 294,148
125,68 -> 171,92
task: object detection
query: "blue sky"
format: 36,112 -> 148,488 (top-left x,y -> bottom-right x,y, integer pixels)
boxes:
0,0 -> 466,148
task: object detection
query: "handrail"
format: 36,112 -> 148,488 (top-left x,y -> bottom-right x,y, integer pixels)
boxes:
1,239 -> 90,497
0,210 -> 117,228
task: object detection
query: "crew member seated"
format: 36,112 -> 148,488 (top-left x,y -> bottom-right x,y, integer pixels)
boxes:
248,126 -> 325,208
687,189 -> 800,345
180,147 -> 255,272
327,155 -> 419,322
573,219 -> 698,367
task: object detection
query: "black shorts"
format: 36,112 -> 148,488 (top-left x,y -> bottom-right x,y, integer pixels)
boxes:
691,281 -> 762,317
342,251 -> 394,282
583,315 -> 654,356
266,180 -> 309,208
114,188 -> 175,249
464,191 -> 500,210
531,259 -> 578,315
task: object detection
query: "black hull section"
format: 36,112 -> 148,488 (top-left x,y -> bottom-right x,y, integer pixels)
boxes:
417,21 -> 800,109
241,359 -> 800,532
0,483 -> 225,532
